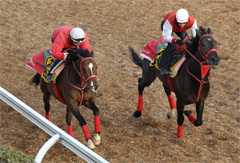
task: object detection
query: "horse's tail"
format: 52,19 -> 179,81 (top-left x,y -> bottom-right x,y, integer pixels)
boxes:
128,46 -> 143,68
30,73 -> 41,86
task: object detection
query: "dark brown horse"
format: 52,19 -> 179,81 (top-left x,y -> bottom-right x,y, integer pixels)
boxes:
129,26 -> 220,137
30,48 -> 101,149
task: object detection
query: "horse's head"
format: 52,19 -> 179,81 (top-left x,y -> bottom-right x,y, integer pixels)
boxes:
68,48 -> 99,92
196,26 -> 220,69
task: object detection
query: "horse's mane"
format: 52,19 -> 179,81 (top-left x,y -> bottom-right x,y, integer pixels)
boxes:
65,48 -> 92,65
187,26 -> 210,54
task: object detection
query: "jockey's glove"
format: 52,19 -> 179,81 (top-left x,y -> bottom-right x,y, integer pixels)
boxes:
63,52 -> 69,61
68,50 -> 77,56
175,39 -> 184,46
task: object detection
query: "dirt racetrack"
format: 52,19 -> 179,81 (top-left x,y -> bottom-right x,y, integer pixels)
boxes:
1,0 -> 240,162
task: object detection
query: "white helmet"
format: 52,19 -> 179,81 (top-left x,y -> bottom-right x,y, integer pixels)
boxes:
70,27 -> 85,43
176,8 -> 189,23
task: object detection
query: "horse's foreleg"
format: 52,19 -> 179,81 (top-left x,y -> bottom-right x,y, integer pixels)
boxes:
176,100 -> 185,138
70,106 -> 94,148
164,85 -> 176,118
66,107 -> 73,137
184,101 -> 204,126
194,101 -> 204,126
88,101 -> 101,145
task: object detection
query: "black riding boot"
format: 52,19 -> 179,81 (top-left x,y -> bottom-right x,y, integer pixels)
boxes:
45,59 -> 60,81
158,43 -> 176,75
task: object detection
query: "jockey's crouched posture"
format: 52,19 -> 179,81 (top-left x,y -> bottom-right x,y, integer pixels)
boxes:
159,8 -> 198,75
46,26 -> 92,81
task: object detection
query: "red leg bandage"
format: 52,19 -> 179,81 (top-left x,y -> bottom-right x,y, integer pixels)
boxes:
82,125 -> 91,141
94,116 -> 101,133
137,95 -> 143,111
46,114 -> 50,121
68,125 -> 73,137
177,125 -> 183,138
168,94 -> 176,109
188,114 -> 197,124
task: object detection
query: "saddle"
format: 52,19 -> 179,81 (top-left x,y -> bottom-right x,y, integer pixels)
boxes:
41,50 -> 65,83
150,45 -> 186,78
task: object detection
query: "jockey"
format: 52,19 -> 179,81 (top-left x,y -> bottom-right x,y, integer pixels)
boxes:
159,8 -> 198,75
46,26 -> 92,81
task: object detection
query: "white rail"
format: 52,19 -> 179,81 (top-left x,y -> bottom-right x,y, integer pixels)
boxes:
0,86 -> 109,163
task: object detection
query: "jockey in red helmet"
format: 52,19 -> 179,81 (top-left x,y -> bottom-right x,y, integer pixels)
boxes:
159,8 -> 198,75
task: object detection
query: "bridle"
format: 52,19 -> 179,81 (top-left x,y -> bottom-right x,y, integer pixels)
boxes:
66,57 -> 97,106
184,34 -> 218,102
184,34 -> 218,65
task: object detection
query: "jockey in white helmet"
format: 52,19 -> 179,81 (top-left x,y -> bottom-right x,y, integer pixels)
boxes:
46,26 -> 92,81
159,8 -> 198,75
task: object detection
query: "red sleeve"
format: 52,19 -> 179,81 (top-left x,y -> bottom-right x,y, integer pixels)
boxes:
80,33 -> 92,53
52,30 -> 71,60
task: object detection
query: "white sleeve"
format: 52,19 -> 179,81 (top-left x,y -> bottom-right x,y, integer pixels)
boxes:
162,20 -> 174,43
191,19 -> 198,38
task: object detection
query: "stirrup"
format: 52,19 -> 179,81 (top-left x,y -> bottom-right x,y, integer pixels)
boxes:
160,69 -> 173,75
46,74 -> 53,81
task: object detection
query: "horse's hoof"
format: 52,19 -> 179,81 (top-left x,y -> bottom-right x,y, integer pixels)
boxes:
93,133 -> 101,146
167,109 -> 176,119
87,139 -> 95,149
133,111 -> 142,118
194,121 -> 202,127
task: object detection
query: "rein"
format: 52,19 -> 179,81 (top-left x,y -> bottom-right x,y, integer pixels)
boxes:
184,34 -> 217,103
66,57 -> 97,106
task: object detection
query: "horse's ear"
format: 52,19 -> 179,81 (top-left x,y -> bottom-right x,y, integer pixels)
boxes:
196,29 -> 201,38
91,51 -> 94,58
207,28 -> 212,34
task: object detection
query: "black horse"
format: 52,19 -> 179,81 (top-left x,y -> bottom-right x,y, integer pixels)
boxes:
129,26 -> 220,137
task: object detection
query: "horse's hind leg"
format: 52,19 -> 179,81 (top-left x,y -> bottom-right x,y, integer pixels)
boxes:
163,85 -> 176,118
40,81 -> 51,120
133,59 -> 157,118
66,106 -> 73,137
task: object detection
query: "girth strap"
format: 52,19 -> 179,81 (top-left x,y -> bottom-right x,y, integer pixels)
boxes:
51,83 -> 66,105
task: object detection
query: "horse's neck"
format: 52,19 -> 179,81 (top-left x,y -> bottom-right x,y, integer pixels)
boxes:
187,49 -> 210,80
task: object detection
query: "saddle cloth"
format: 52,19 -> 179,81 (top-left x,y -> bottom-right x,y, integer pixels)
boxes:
149,46 -> 167,70
26,49 -> 64,83
140,37 -> 168,61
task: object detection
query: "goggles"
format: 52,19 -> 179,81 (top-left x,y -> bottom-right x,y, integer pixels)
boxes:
71,37 -> 85,43
177,22 -> 188,25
